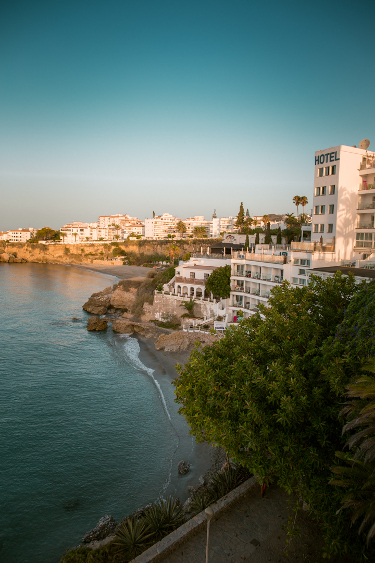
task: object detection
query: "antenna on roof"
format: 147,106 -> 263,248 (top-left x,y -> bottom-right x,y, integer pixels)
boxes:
359,139 -> 370,149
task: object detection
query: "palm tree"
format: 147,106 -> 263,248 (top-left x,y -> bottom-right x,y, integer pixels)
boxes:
330,361 -> 375,545
262,215 -> 270,228
293,196 -> 301,217
167,244 -> 181,263
193,226 -> 207,238
176,221 -> 187,238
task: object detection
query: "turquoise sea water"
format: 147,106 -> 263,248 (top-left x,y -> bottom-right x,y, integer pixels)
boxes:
0,264 -> 195,563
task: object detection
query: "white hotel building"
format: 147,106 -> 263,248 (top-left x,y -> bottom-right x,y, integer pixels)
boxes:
227,140 -> 375,323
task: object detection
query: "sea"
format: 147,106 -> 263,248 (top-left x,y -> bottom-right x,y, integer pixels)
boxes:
0,263 -> 203,563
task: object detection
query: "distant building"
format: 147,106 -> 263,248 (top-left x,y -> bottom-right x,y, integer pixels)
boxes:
145,213 -> 180,239
0,228 -> 35,242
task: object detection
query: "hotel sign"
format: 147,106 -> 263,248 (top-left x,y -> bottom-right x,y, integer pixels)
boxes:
315,151 -> 340,165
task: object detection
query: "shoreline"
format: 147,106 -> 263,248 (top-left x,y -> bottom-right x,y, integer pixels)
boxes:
68,263 -> 150,280
134,334 -> 225,503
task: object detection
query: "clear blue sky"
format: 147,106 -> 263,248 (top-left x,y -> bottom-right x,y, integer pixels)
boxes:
1,0 -> 374,230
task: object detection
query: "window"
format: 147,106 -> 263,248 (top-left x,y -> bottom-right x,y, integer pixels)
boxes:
292,277 -> 298,284
299,269 -> 306,275
325,166 -> 330,176
294,258 -> 300,265
314,206 -> 319,214
300,259 -> 310,266
204,273 -> 209,280
321,186 -> 327,195
329,185 -> 335,195
313,224 -> 319,233
320,205 -> 325,214
299,278 -> 306,286
315,186 -> 321,196
328,224 -> 333,233
329,204 -> 334,214
331,165 -> 336,175
190,272 -> 195,279
318,168 -> 323,177
319,224 -> 325,233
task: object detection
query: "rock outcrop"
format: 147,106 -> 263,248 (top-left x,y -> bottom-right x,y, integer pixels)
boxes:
111,318 -> 170,339
154,331 -> 218,352
83,287 -> 112,315
0,252 -> 27,263
87,316 -> 108,331
178,461 -> 190,475
82,515 -> 117,543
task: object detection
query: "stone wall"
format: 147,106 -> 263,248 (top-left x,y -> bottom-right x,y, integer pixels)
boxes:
142,293 -> 225,323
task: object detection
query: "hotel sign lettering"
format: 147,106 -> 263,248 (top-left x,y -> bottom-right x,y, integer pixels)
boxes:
315,151 -> 340,165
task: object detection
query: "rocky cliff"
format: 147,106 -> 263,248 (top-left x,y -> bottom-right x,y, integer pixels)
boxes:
0,239 -> 219,265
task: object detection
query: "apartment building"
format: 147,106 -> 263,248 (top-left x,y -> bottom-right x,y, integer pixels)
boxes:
98,214 -> 145,237
173,257 -> 232,299
312,143 -> 375,261
183,216 -> 211,237
144,213 -> 180,239
211,216 -> 235,237
227,139 -> 375,324
0,228 -> 35,242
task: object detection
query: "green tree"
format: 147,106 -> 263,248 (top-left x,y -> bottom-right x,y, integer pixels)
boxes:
235,202 -> 245,232
264,222 -> 272,244
176,221 -> 187,237
255,231 -> 260,245
262,214 -> 270,228
244,233 -> 249,250
204,265 -> 231,299
30,227 -> 61,242
182,298 -> 195,317
276,227 -> 282,244
174,273 -> 365,557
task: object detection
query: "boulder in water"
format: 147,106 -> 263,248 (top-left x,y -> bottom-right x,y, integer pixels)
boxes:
178,460 -> 190,475
87,316 -> 108,331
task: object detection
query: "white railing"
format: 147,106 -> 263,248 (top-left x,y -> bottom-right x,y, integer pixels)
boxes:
232,251 -> 285,263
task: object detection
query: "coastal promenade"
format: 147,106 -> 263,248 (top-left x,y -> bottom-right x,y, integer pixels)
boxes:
157,483 -> 359,563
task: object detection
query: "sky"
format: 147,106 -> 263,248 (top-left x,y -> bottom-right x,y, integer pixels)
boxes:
1,0 -> 375,230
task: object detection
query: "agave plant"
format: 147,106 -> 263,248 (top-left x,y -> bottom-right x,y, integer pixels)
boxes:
208,465 -> 251,498
188,489 -> 216,515
114,516 -> 153,559
143,497 -> 186,540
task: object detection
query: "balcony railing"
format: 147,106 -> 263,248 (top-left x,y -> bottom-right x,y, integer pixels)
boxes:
359,184 -> 375,190
354,241 -> 373,248
291,241 -> 315,251
356,223 -> 375,229
261,274 -> 272,281
175,276 -> 207,285
357,203 -> 375,210
232,251 -> 285,263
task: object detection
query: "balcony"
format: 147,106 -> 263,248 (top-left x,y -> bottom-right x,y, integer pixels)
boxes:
291,241 -> 315,252
359,183 -> 375,191
356,223 -> 375,230
261,274 -> 272,281
232,251 -> 285,264
175,276 -> 206,285
357,202 -> 375,210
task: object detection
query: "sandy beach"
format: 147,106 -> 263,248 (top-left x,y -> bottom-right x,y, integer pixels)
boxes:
73,263 -> 150,280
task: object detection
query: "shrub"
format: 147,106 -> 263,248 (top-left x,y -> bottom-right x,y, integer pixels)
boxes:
114,516 -> 153,560
64,247 -> 70,254
143,497 -> 186,541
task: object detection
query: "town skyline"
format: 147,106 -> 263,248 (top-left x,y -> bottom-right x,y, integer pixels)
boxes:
1,1 -> 374,231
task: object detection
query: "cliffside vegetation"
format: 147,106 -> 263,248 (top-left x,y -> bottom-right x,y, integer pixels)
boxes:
131,267 -> 175,318
174,275 -> 375,559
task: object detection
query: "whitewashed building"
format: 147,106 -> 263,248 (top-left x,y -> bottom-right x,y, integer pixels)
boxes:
0,228 -> 35,242
145,213 -> 180,239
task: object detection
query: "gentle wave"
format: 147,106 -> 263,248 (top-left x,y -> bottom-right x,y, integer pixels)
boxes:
116,335 -> 172,422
